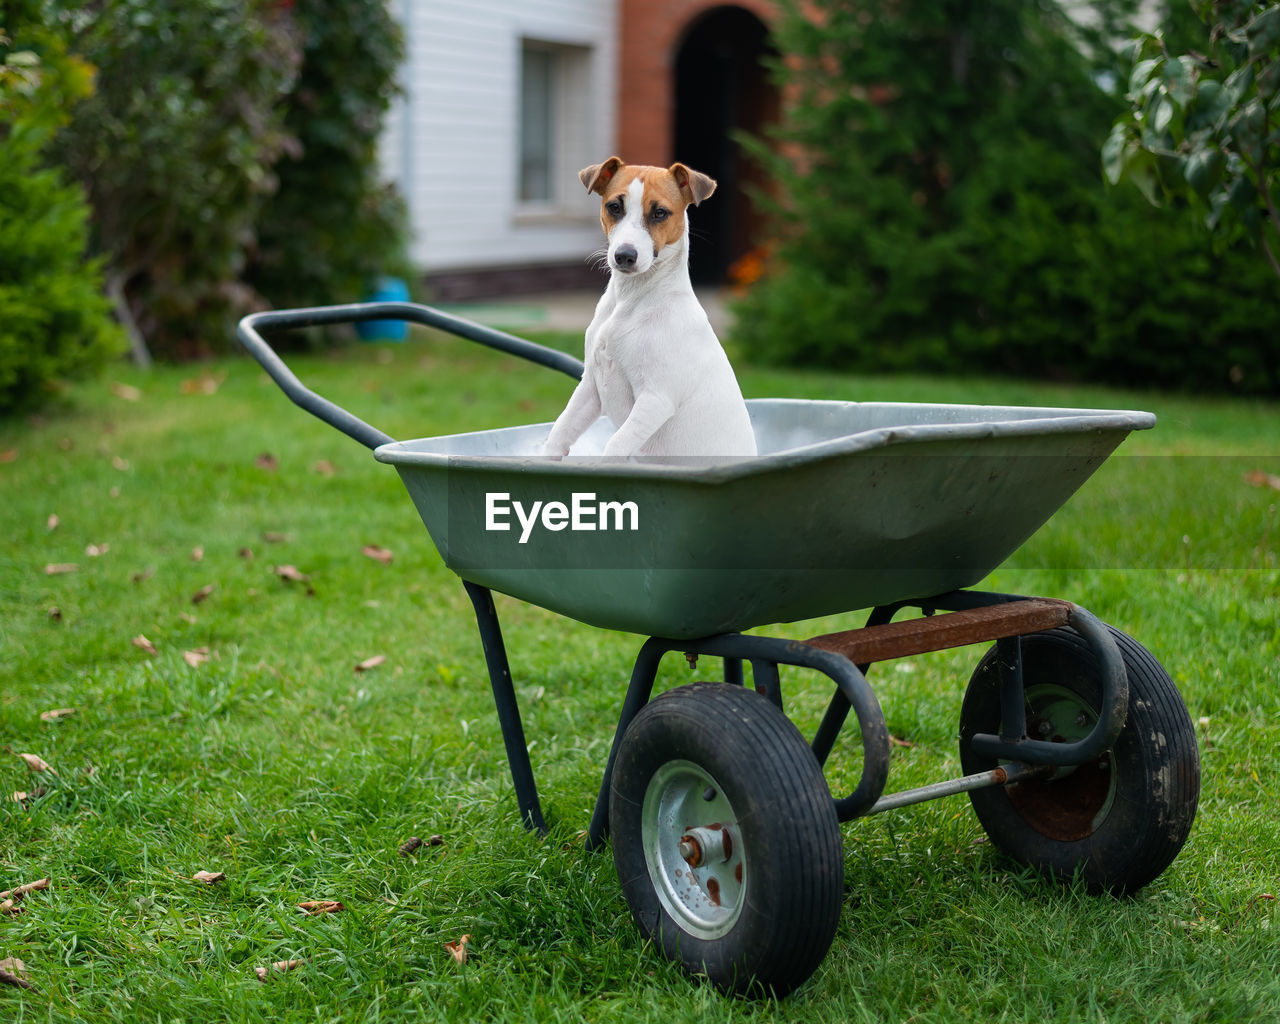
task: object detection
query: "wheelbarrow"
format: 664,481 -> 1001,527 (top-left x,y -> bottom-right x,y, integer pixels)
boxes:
237,302 -> 1200,997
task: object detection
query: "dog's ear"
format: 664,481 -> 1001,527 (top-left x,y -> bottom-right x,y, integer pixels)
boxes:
669,163 -> 716,206
580,157 -> 625,195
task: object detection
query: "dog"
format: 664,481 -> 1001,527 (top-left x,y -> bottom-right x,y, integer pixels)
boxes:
542,157 -> 757,459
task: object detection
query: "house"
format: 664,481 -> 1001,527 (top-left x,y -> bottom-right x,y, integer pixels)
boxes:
379,0 -> 777,300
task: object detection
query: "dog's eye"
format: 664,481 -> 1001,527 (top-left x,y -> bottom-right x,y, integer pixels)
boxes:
606,199 -> 624,218
650,206 -> 670,222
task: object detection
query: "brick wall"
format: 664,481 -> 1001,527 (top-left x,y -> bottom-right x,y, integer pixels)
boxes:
618,0 -> 776,166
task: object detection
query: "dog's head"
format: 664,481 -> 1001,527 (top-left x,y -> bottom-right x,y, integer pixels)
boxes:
579,157 -> 716,276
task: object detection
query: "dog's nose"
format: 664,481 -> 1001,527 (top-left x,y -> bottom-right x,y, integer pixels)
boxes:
614,245 -> 638,270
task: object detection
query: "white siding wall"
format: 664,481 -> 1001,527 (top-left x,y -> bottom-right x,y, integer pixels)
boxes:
379,0 -> 617,274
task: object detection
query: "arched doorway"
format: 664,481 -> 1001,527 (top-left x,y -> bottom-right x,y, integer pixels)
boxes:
673,6 -> 778,284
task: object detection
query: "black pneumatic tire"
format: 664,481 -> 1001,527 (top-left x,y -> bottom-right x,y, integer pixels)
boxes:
959,625 -> 1200,894
609,682 -> 843,997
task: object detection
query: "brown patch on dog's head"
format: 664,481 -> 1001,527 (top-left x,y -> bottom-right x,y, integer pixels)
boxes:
580,158 -> 718,260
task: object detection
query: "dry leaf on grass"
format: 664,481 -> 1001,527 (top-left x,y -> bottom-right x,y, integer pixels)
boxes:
183,649 -> 211,668
192,870 -> 225,884
1244,470 -> 1280,491
17,754 -> 56,776
0,899 -> 20,916
39,708 -> 76,722
0,448 -> 17,464
48,606 -> 62,622
274,564 -> 309,583
85,543 -> 109,557
44,563 -> 78,576
180,371 -> 224,395
12,788 -> 47,804
354,655 -> 386,674
191,583 -> 216,605
190,546 -> 204,562
262,531 -> 290,544
0,957 -> 33,990
111,381 -> 142,402
0,878 -> 51,901
132,634 -> 158,656
111,455 -> 130,471
444,935 -> 472,964
297,900 -> 344,916
131,566 -> 156,584
255,453 -> 279,472
46,513 -> 59,531
313,460 -> 336,476
362,545 -> 393,565
255,959 -> 306,982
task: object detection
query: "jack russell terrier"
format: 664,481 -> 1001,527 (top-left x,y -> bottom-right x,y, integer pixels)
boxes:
542,157 -> 757,459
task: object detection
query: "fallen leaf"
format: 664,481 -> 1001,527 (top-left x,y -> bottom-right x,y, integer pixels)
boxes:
274,564 -> 309,583
131,566 -> 156,584
40,708 -> 76,722
0,900 -> 21,915
255,453 -> 279,472
0,448 -> 17,464
183,648 -> 211,668
297,900 -> 344,916
398,836 -> 424,856
0,956 -> 33,990
889,735 -> 915,748
313,460 -> 336,476
1243,470 -> 1280,491
46,513 -> 59,531
362,545 -> 393,565
0,878 -> 51,901
180,371 -> 223,395
85,543 -> 109,557
262,531 -> 290,544
192,870 -> 225,884
11,788 -> 47,804
132,634 -> 158,656
44,563 -> 79,575
255,958 -> 306,982
355,655 -> 386,674
444,935 -> 471,964
48,606 -> 62,622
191,583 -> 216,605
190,546 -> 204,562
111,455 -> 130,471
17,754 -> 56,776
111,381 -> 142,402
238,547 -> 254,560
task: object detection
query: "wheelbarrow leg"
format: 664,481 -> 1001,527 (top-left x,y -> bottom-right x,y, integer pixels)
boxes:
463,581 -> 547,834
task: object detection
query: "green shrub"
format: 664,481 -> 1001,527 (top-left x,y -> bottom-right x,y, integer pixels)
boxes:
0,31 -> 125,416
735,0 -> 1280,395
48,0 -> 302,359
246,0 -> 410,312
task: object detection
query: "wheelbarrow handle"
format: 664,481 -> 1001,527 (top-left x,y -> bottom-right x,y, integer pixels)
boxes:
236,301 -> 585,450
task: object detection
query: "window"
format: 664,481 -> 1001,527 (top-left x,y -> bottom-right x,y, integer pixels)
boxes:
518,39 -> 592,209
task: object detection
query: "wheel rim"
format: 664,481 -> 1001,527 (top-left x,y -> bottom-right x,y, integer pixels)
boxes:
641,759 -> 746,940
1006,683 -> 1118,841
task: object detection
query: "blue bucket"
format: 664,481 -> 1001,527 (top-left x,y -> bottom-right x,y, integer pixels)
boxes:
356,277 -> 410,341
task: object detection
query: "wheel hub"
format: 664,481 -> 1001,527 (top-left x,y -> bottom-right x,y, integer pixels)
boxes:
641,760 -> 746,940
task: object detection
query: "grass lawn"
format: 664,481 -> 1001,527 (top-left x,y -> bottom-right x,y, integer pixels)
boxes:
2,326 -> 1278,1022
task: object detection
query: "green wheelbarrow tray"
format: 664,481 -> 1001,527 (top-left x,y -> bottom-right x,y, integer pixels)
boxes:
237,301 -> 1197,999
374,397 -> 1152,638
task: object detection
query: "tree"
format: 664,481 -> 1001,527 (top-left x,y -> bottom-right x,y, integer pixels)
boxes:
246,0 -> 409,313
1105,2 -> 1280,281
49,0 -> 302,360
732,0 -> 1280,394
1,21 -> 125,415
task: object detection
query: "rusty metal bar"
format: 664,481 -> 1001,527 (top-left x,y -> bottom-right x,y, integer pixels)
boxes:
803,598 -> 1073,665
864,762 -> 1052,816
